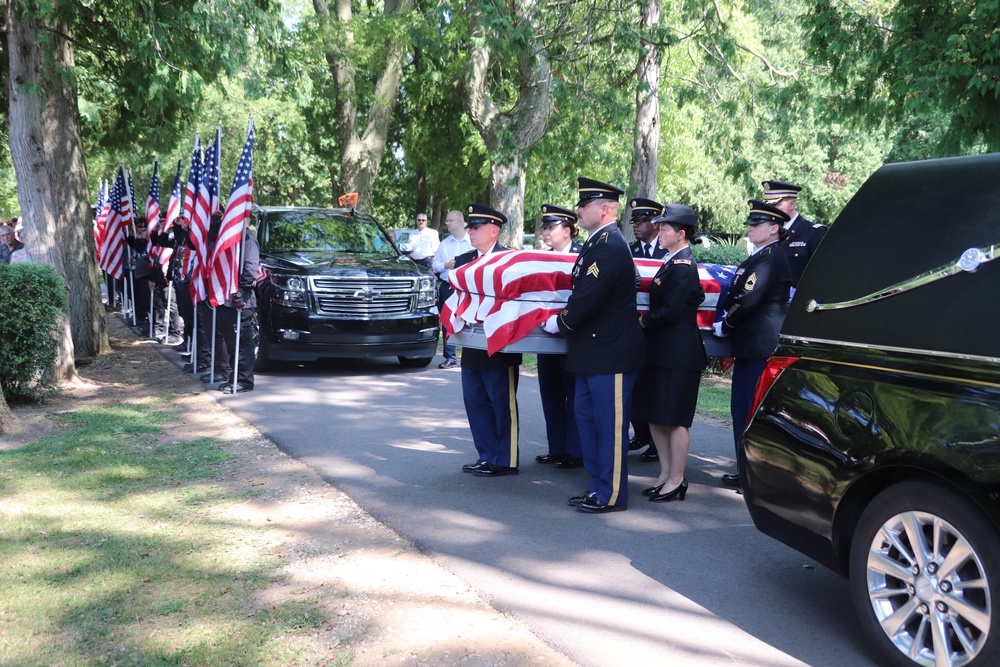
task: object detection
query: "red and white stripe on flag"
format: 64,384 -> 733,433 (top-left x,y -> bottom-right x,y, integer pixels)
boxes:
208,121 -> 254,308
98,169 -> 129,280
443,250 -> 734,355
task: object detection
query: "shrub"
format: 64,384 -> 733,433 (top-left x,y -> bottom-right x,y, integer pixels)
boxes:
0,262 -> 68,399
692,237 -> 750,266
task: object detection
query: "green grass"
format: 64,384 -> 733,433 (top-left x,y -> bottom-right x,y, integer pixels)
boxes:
697,370 -> 733,424
0,401 -> 340,666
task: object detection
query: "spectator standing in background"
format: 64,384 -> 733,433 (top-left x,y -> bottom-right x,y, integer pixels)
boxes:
408,212 -> 439,270
0,224 -> 24,264
432,210 -> 473,369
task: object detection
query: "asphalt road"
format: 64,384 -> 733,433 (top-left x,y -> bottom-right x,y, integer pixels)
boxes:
197,352 -> 881,667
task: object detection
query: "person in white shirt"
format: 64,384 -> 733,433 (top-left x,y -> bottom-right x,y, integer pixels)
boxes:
432,210 -> 473,368
408,212 -> 440,269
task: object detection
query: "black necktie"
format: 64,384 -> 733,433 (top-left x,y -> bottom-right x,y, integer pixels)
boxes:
644,244 -> 652,258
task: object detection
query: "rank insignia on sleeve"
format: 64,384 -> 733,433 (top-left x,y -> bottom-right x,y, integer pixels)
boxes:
586,263 -> 600,278
745,272 -> 757,291
672,258 -> 691,265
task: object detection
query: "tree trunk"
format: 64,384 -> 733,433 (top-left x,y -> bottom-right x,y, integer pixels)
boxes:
0,385 -> 13,435
6,1 -> 108,377
463,0 -> 552,249
314,0 -> 413,213
624,0 -> 662,244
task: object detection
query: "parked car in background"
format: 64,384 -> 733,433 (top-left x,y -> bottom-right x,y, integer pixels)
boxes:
741,153 -> 1000,667
253,207 -> 439,370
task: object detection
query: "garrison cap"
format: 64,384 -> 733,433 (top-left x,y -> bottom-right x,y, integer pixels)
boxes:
652,203 -> 698,229
539,204 -> 577,229
761,180 -> 803,203
576,177 -> 624,207
629,197 -> 665,222
465,203 -> 507,228
745,199 -> 791,225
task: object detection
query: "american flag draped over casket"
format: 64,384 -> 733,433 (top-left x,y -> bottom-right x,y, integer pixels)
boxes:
441,250 -> 736,355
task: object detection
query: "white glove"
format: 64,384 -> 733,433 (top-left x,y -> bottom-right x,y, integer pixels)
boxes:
712,320 -> 728,338
542,315 -> 561,334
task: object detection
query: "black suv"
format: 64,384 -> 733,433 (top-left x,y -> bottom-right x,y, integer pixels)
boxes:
253,206 -> 439,370
742,154 -> 1000,667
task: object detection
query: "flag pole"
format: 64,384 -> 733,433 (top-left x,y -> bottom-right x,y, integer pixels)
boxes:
230,224 -> 249,395
210,308 -> 217,385
191,289 -> 199,374
149,287 -> 154,339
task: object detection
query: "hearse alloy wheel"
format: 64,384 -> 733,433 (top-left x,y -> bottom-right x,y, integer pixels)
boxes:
849,481 -> 1000,667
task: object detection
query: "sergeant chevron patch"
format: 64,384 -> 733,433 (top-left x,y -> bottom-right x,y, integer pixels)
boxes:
587,263 -> 600,278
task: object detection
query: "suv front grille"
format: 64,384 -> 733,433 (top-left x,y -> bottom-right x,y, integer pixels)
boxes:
311,277 -> 417,316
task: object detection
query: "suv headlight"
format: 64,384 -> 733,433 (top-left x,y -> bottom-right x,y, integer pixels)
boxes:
270,272 -> 308,308
417,275 -> 435,309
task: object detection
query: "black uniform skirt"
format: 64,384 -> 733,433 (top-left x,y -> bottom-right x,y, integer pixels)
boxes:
632,365 -> 702,428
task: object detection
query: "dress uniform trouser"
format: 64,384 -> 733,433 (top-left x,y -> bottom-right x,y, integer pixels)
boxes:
575,371 -> 638,507
536,353 -> 581,459
731,357 -> 768,471
216,306 -> 256,389
461,366 -> 519,467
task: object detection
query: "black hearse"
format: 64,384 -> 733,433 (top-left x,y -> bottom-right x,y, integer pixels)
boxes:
741,154 -> 1000,667
253,207 -> 439,370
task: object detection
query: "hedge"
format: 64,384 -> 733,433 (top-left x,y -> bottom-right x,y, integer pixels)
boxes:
0,262 -> 68,400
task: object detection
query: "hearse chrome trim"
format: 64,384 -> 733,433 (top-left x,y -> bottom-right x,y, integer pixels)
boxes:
805,244 -> 998,313
781,334 -> 1000,367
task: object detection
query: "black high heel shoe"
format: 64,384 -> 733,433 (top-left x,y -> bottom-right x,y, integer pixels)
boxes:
649,479 -> 688,502
642,483 -> 666,497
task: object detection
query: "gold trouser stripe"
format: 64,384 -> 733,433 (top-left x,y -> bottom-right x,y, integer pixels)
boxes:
508,366 -> 518,465
609,373 -> 624,506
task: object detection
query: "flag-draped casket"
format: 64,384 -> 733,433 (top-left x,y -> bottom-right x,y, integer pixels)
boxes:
441,250 -> 735,356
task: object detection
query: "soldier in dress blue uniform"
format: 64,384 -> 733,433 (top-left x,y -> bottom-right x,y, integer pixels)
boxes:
534,204 -> 584,469
762,180 -> 827,287
458,204 -> 523,477
714,199 -> 792,489
542,178 -> 646,513
626,197 -> 667,460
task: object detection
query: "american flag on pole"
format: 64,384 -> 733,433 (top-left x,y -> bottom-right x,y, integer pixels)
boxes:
180,136 -> 202,287
189,129 -> 221,303
442,251 -> 737,355
207,120 -> 254,308
93,180 -> 108,253
98,168 -> 128,280
166,160 -> 183,228
145,161 -> 172,271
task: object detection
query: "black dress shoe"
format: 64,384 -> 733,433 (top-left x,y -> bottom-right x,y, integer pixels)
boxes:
182,363 -> 194,373
639,446 -> 659,462
642,483 -> 666,497
721,473 -> 741,487
628,436 -> 649,451
473,463 -> 518,477
462,460 -> 487,473
649,479 -> 688,502
535,453 -> 566,464
567,491 -> 597,507
577,498 -> 627,513
553,456 -> 584,469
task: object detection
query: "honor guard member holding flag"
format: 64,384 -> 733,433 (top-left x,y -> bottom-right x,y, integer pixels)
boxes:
458,204 -> 522,477
534,204 -> 584,468
543,178 -> 646,513
713,199 -> 792,489
627,197 -> 667,461
761,180 -> 826,287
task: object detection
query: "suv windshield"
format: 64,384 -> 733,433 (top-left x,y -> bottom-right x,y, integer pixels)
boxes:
260,209 -> 396,255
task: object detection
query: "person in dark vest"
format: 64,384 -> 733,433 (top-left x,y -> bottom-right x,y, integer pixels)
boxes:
457,204 -> 522,477
714,200 -> 792,490
761,180 -> 826,287
216,227 -> 260,394
534,204 -> 583,469
542,178 -> 646,513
